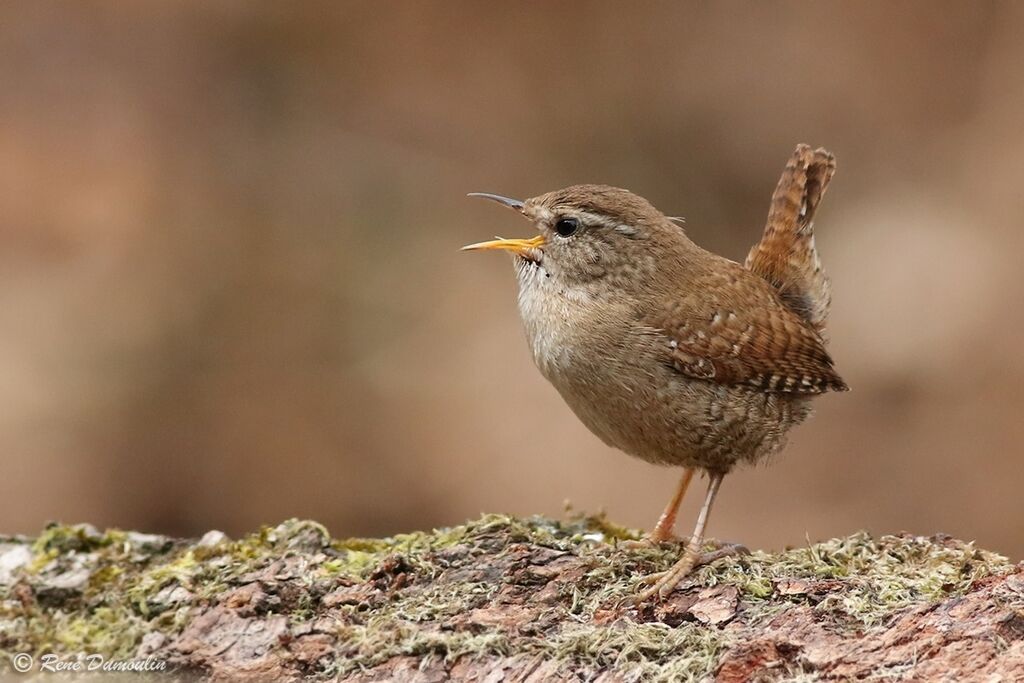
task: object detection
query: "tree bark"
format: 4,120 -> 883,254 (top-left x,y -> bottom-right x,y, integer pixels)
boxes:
2,516 -> 1022,681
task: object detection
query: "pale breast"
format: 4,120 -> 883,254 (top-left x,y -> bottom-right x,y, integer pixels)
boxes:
515,268 -> 652,452
516,266 -> 594,380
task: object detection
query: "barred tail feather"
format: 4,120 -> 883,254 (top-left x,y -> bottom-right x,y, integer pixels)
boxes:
745,144 -> 836,333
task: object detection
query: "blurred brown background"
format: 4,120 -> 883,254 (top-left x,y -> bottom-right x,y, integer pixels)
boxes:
2,2 -> 1022,558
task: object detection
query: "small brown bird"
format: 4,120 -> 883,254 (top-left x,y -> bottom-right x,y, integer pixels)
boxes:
463,145 -> 847,600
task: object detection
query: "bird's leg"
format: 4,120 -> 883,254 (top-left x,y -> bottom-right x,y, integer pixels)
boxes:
634,472 -> 725,602
620,468 -> 694,548
649,467 -> 694,542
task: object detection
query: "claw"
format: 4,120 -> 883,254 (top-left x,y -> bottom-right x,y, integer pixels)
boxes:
629,542 -> 749,603
696,542 -> 750,565
636,570 -> 666,586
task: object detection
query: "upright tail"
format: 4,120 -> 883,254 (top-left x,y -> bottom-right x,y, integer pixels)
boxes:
745,144 -> 836,334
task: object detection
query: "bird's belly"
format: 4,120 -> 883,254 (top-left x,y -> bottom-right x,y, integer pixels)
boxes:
535,338 -> 810,471
516,279 -> 810,470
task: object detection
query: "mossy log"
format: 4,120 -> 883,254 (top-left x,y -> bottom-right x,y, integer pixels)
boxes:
2,515 -> 1023,681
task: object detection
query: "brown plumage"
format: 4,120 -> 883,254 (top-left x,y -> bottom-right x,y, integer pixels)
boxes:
463,145 -> 846,601
746,144 -> 836,333
656,264 -> 847,395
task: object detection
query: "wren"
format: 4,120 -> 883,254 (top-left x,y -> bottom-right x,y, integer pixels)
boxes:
462,145 -> 847,601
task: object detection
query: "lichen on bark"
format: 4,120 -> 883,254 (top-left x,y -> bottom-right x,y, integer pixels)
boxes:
1,515 -> 1022,681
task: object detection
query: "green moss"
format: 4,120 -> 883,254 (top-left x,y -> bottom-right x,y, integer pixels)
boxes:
1,516 -> 1016,680
696,531 -> 1011,627
55,607 -> 147,658
31,523 -> 110,556
128,550 -> 201,617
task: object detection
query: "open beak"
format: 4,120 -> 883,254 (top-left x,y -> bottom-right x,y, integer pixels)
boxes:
466,192 -> 525,211
462,192 -> 544,259
460,234 -> 545,258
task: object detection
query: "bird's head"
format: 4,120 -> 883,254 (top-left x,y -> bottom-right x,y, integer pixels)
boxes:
462,184 -> 690,295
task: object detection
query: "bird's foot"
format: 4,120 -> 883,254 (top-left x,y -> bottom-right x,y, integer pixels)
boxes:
630,542 -> 749,602
633,549 -> 699,602
619,530 -> 679,549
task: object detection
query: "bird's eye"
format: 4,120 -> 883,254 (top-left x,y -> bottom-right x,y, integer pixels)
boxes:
554,217 -> 580,237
